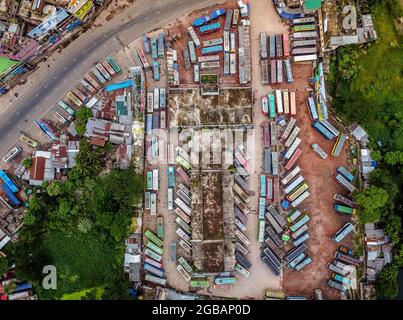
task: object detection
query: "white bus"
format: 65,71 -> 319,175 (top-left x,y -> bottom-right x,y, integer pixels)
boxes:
168,188 -> 173,210
153,88 -> 159,110
175,198 -> 191,216
152,169 -> 159,191
281,166 -> 301,185
2,146 -> 22,162
176,264 -> 191,282
150,193 -> 157,215
275,90 -> 283,113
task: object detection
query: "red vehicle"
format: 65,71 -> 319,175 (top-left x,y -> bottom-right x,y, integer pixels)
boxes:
284,148 -> 302,170
282,33 -> 290,57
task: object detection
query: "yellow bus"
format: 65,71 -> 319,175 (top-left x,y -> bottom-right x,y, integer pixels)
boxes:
66,91 -> 83,107
20,134 -> 39,148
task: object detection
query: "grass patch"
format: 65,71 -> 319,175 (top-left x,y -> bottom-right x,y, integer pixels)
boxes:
61,286 -> 105,300
38,231 -> 121,299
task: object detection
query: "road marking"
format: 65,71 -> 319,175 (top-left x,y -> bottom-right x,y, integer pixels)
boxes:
7,134 -> 11,138
55,87 -> 58,91
73,58 -> 77,62
16,111 -> 20,116
103,44 -> 107,49
83,49 -> 87,54
35,93 -> 39,97
17,124 -> 21,128
64,66 -> 68,71
44,84 -> 48,89
54,76 -> 58,80
6,121 -> 10,125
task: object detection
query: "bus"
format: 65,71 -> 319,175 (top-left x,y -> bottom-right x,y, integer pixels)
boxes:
332,223 -> 354,243
335,174 -> 356,193
191,280 -> 210,287
259,197 -> 266,220
283,91 -> 290,114
289,252 -> 306,268
145,274 -> 166,286
293,233 -> 310,247
187,26 -> 201,48
312,143 -> 328,159
290,91 -> 296,115
258,219 -> 265,243
176,156 -> 191,171
84,73 -> 101,90
72,87 -> 88,103
235,218 -> 246,232
178,256 -> 193,274
327,279 -> 346,292
292,224 -> 308,239
176,208 -> 190,224
153,61 -> 160,81
320,120 -> 340,137
268,93 -> 276,118
230,32 -> 236,53
96,63 -> 111,81
176,264 -> 191,282
275,90 -> 283,113
146,171 -> 153,190
284,127 -> 300,148
106,55 -> 122,74
52,109 -> 68,125
177,189 -> 191,205
144,262 -> 164,277
144,248 -> 162,262
312,121 -> 334,140
292,24 -> 316,32
178,183 -> 190,196
284,149 -> 302,171
167,188 -> 174,210
337,166 -> 354,182
80,79 -> 96,94
147,241 -> 164,255
214,277 -> 236,285
331,134 -> 347,157
260,175 -> 267,197
285,243 -> 307,264
291,190 -> 310,208
287,209 -> 302,223
152,169 -> 159,191
289,215 -> 310,232
167,166 -> 175,188
263,248 -> 282,270
282,117 -> 296,140
175,197 -> 191,216
175,216 -> 192,234
145,192 -> 151,210
335,204 -> 356,216
66,91 -> 83,107
176,227 -> 191,243
194,64 -> 200,82
151,136 -> 158,158
179,239 -> 191,254
19,134 -> 39,148
295,256 -> 312,271
333,194 -> 356,208
150,193 -> 157,215
176,167 -> 190,185
235,228 -> 251,246
287,183 -> 309,202
284,137 -> 302,160
144,229 -> 163,247
307,97 -> 318,120
281,166 -> 301,185
58,100 -> 76,116
236,242 -> 248,255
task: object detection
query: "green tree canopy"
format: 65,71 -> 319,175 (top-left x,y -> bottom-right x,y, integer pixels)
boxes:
354,186 -> 389,223
376,264 -> 399,299
384,151 -> 403,166
0,256 -> 9,275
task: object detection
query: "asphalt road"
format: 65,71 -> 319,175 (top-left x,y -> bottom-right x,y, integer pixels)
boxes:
0,0 -> 216,152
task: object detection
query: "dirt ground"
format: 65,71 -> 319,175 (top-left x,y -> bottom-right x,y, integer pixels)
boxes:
281,62 -> 353,300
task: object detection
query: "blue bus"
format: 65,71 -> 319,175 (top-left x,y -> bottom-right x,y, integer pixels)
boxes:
312,121 -> 334,140
0,170 -> 19,193
168,166 -> 175,188
336,166 -> 354,182
153,61 -> 160,81
260,175 -> 266,197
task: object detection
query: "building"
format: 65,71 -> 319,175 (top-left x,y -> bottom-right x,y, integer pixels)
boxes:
0,0 -> 19,20
351,125 -> 368,144
67,140 -> 79,168
29,150 -> 54,186
124,233 -> 141,283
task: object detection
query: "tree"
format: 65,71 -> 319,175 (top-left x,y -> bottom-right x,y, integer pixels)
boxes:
384,151 -> 403,166
22,157 -> 33,169
75,108 -> 93,136
0,256 -> 9,275
354,186 -> 389,224
376,264 -> 399,299
370,150 -> 382,161
77,218 -> 93,234
46,181 -> 64,197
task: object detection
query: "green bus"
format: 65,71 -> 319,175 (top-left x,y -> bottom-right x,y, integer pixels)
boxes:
176,155 -> 191,170
144,229 -> 163,247
334,204 -> 356,216
106,55 -> 122,74
146,241 -> 164,255
268,93 -> 276,118
147,172 -> 153,190
292,24 -> 316,32
190,280 -> 209,287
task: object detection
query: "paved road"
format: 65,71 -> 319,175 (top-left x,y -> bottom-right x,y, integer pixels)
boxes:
0,0 -> 216,151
